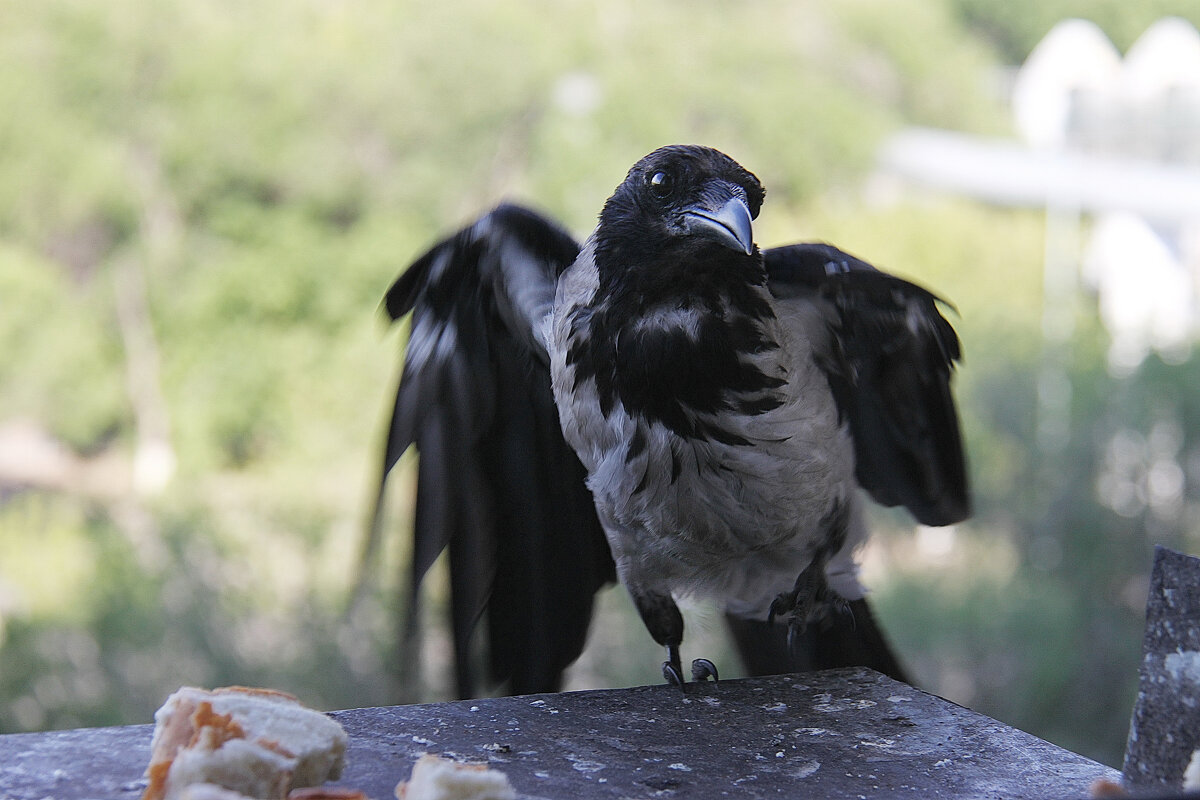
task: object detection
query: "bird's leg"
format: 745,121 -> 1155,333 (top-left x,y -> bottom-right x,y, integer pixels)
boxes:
663,643 -> 685,688
631,588 -> 718,689
770,505 -> 854,646
770,499 -> 855,644
631,589 -> 687,687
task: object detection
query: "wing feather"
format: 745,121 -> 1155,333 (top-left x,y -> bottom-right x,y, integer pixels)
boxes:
765,243 -> 970,526
368,204 -> 615,697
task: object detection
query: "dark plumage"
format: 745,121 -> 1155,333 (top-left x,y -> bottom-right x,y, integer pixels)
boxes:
367,145 -> 969,696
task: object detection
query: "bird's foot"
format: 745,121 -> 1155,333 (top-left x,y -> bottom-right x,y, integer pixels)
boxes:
691,658 -> 719,683
663,643 -> 686,689
769,563 -> 851,641
662,646 -> 719,689
662,659 -> 685,688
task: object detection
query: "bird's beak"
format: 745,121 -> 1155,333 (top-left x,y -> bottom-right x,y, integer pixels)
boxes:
682,189 -> 755,256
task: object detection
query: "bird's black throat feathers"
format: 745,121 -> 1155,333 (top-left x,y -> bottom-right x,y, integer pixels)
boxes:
565,145 -> 785,443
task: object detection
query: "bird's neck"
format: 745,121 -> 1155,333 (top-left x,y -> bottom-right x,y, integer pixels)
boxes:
595,233 -> 766,308
566,273 -> 785,441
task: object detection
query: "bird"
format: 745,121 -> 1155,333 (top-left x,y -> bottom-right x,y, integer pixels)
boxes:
366,144 -> 969,697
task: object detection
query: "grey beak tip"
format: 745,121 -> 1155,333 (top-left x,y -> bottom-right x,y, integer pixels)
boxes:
685,196 -> 755,255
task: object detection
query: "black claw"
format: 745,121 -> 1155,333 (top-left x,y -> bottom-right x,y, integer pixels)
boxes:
691,658 -> 719,682
662,643 -> 687,690
832,596 -> 854,627
768,595 -> 789,625
786,620 -> 800,653
662,660 -> 685,688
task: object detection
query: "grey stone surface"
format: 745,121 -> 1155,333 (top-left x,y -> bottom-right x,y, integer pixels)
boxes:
0,668 -> 1116,800
1123,546 -> 1200,791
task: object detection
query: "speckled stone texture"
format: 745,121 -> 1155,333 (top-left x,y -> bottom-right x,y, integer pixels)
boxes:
1123,546 -> 1200,791
0,668 -> 1115,799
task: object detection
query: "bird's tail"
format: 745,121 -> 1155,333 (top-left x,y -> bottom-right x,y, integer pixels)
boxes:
725,598 -> 909,683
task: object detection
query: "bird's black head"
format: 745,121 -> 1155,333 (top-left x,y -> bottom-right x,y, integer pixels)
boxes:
594,145 -> 767,299
570,146 -> 782,438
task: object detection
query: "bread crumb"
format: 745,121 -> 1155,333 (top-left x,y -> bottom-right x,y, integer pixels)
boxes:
1184,749 -> 1200,792
395,754 -> 515,800
1088,777 -> 1128,797
288,789 -> 370,800
177,784 -> 370,800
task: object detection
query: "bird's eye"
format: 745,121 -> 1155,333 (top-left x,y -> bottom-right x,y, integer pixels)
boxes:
647,170 -> 674,198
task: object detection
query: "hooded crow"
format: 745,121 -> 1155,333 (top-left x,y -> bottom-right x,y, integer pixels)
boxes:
368,144 -> 969,696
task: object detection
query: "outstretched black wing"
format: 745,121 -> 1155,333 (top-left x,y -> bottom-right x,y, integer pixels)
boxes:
765,243 -> 970,527
725,243 -> 968,685
368,204 -> 615,697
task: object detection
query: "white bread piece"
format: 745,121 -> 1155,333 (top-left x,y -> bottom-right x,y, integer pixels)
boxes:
287,790 -> 370,800
395,754 -> 515,800
177,785 -> 254,800
178,785 -> 370,800
143,686 -> 348,800
1184,749 -> 1200,791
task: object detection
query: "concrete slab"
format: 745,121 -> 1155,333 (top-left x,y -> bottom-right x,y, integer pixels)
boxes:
0,668 -> 1117,799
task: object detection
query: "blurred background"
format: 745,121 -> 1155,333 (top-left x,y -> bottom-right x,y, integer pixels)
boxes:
2,0 -> 1200,769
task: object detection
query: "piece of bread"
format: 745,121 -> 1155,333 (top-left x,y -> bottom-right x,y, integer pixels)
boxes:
1185,749 -> 1200,792
395,754 -> 515,800
1088,778 -> 1128,798
143,686 -> 348,800
177,785 -> 369,800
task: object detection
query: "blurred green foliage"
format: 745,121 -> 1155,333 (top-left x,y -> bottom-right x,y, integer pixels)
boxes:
1,0 -> 1198,771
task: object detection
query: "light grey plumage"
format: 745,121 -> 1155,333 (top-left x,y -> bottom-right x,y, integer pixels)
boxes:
550,248 -> 866,621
